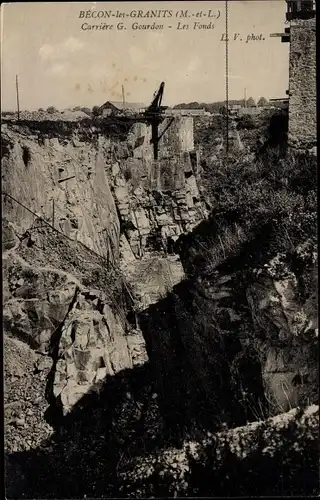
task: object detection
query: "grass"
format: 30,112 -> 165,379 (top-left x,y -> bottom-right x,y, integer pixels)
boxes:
186,128 -> 317,276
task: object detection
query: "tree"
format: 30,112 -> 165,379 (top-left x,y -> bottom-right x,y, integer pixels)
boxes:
92,105 -> 102,117
46,106 -> 58,114
257,97 -> 268,107
188,102 -> 201,109
246,97 -> 256,108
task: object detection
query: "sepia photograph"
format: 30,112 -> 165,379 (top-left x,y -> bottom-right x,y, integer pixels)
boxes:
1,0 -> 318,497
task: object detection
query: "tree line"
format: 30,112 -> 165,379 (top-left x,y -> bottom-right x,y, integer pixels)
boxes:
35,97 -> 269,116
173,97 -> 269,112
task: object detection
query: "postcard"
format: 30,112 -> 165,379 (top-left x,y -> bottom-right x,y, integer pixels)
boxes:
2,1 -> 318,498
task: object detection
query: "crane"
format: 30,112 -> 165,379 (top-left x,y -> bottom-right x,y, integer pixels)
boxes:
144,81 -> 167,118
144,82 -> 174,160
148,82 -> 165,112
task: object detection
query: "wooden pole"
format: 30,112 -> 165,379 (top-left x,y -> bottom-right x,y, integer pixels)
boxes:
52,199 -> 55,228
225,0 -> 229,154
16,75 -> 20,120
244,88 -> 247,108
122,84 -> 126,110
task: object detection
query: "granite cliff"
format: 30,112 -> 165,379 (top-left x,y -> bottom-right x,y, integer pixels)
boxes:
2,115 -> 209,420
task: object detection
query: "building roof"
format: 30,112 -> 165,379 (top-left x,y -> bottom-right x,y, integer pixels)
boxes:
100,101 -> 146,111
167,108 -> 205,113
269,98 -> 289,102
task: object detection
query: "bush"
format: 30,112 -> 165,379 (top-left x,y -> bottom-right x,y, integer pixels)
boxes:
237,115 -> 256,130
119,406 -> 319,497
186,138 -> 317,275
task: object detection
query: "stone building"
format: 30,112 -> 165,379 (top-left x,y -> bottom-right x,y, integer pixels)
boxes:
99,101 -> 146,116
284,1 -> 317,150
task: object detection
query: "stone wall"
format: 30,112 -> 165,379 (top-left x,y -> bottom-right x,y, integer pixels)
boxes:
288,17 -> 316,150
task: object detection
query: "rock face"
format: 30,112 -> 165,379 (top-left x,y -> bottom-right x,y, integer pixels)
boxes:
2,115 -> 210,420
2,118 -> 207,265
3,255 -> 78,352
3,225 -> 147,416
2,125 -> 120,263
246,240 -> 318,413
107,118 -> 207,259
140,239 -> 318,429
2,117 -> 207,308
52,287 -> 147,413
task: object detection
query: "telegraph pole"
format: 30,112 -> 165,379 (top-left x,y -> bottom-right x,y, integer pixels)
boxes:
122,84 -> 126,110
52,199 -> 55,228
16,75 -> 20,120
244,87 -> 247,108
225,0 -> 229,154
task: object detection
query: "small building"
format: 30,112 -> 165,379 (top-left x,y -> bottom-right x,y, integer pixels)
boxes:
229,103 -> 243,116
99,101 -> 146,116
269,98 -> 289,110
165,108 -> 206,117
238,107 -> 262,116
230,103 -> 242,111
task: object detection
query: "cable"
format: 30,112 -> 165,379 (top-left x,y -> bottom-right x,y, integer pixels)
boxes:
2,192 -> 114,273
2,183 -> 133,309
2,191 -> 137,319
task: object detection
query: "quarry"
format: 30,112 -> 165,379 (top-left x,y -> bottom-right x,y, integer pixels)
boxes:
3,102 -> 318,498
2,1 -> 318,498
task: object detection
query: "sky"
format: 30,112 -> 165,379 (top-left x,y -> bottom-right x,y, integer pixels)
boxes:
1,1 -> 289,110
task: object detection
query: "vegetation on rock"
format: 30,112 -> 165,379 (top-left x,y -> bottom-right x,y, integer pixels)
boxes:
119,405 -> 319,497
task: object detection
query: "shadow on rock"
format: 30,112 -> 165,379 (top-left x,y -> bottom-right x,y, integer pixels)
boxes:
5,362 -> 164,499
